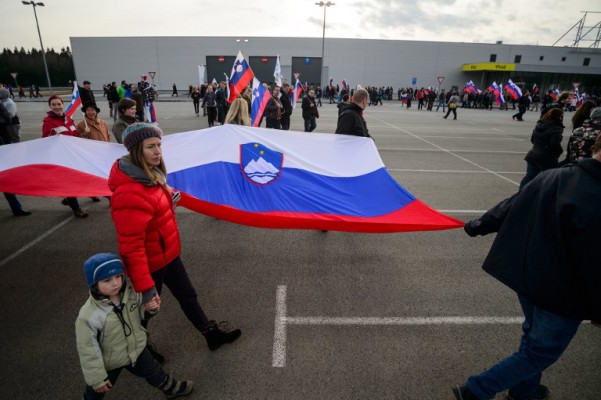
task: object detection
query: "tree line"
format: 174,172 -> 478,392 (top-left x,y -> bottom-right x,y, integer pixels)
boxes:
0,47 -> 75,88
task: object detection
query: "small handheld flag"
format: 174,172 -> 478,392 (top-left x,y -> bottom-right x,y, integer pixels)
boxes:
274,54 -> 282,87
251,77 -> 271,127
64,81 -> 82,119
228,51 -> 254,104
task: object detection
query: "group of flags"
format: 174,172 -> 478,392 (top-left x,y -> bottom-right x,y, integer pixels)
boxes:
466,79 -> 539,105
226,51 -> 307,126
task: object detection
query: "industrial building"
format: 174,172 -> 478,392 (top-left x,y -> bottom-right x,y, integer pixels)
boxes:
70,36 -> 601,93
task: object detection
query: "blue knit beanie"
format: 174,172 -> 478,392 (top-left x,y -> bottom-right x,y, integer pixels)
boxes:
83,253 -> 124,288
122,122 -> 162,151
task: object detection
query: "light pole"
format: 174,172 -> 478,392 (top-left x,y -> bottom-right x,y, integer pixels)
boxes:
22,1 -> 53,94
315,1 -> 335,90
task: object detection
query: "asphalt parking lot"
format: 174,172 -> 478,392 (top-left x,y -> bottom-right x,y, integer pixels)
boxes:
1,98 -> 599,399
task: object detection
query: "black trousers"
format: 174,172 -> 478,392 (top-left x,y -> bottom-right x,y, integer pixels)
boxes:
266,118 -> 281,129
207,107 -> 217,126
83,349 -> 167,399
444,107 -> 457,119
147,256 -> 210,333
193,101 -> 200,114
513,105 -> 527,121
280,116 -> 290,131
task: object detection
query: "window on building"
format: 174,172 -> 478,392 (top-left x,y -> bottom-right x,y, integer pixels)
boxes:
490,54 -> 497,62
539,56 -> 544,61
514,55 -> 522,63
561,57 -> 566,62
583,58 -> 590,66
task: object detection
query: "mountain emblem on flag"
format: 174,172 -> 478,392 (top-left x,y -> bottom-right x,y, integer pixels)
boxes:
240,143 -> 284,185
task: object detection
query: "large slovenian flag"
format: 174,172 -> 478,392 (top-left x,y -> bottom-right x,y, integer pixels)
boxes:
505,79 -> 522,100
0,126 -> 462,233
228,51 -> 254,104
463,81 -> 478,95
290,79 -> 303,110
251,77 -> 271,127
64,81 -> 82,119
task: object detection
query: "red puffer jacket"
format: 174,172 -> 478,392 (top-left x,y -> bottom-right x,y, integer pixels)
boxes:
42,112 -> 78,137
108,159 -> 181,293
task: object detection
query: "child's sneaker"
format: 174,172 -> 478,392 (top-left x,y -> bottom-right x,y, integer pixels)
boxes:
161,376 -> 194,399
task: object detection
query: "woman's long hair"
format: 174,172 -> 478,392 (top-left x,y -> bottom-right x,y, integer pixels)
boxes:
225,97 -> 251,126
542,108 -> 564,124
571,100 -> 596,130
129,139 -> 167,185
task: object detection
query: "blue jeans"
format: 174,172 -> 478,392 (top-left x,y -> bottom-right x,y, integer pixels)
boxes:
519,161 -> 542,190
304,116 -> 316,132
467,296 -> 581,400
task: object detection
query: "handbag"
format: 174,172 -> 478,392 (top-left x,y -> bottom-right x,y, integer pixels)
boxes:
449,103 -> 457,110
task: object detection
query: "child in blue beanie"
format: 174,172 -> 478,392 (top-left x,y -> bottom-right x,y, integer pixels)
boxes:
75,253 -> 193,399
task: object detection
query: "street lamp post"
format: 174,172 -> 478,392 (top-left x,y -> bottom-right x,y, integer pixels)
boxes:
22,1 -> 53,94
315,1 -> 335,90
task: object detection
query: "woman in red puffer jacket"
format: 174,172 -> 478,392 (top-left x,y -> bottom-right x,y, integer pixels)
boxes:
108,123 -> 241,361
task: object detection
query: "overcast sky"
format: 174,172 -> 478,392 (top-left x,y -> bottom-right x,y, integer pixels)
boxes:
2,0 -> 600,51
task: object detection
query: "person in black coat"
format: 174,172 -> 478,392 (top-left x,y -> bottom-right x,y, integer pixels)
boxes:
512,91 -> 530,121
520,108 -> 565,188
335,89 -> 370,138
279,83 -> 292,131
454,135 -> 601,400
79,81 -> 96,105
265,86 -> 282,130
301,90 -> 318,132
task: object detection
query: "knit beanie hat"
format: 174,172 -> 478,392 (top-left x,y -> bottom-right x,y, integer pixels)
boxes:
84,253 -> 124,288
122,122 -> 162,151
0,88 -> 8,100
590,107 -> 601,121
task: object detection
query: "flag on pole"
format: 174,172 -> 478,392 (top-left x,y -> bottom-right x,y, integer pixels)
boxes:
291,79 -> 303,110
198,65 -> 206,86
505,79 -> 523,100
251,77 -> 271,127
224,72 -> 230,104
274,54 -> 282,87
64,81 -> 82,119
228,51 -> 254,104
532,83 -> 539,94
551,88 -> 560,100
488,82 -> 505,105
463,81 -> 478,95
145,102 -> 157,123
0,126 -> 463,233
341,79 -> 348,91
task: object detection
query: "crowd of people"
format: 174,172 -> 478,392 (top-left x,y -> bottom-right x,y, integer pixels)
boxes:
2,76 -> 601,399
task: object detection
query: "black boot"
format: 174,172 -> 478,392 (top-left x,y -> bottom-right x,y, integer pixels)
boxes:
202,320 -> 241,351
160,375 -> 194,399
147,340 -> 166,365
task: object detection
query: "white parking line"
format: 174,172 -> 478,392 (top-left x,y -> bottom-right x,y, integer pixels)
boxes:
388,168 -> 522,174
368,116 -> 521,186
0,216 -> 73,267
272,285 -> 522,368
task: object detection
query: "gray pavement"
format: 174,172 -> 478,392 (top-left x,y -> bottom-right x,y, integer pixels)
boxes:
1,101 -> 600,399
